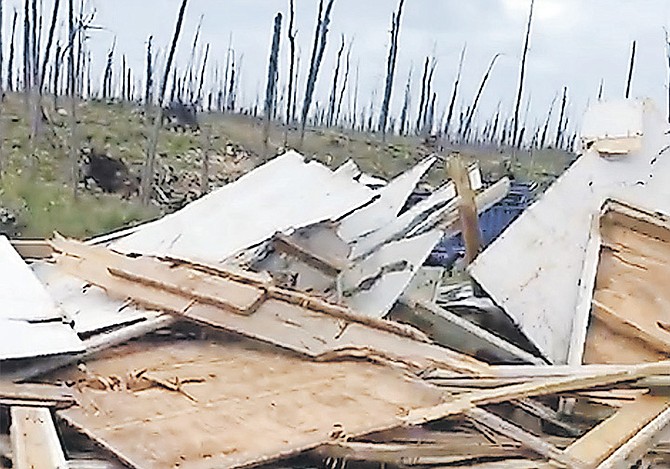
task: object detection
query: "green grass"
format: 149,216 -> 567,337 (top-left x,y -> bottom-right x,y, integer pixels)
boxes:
0,92 -> 575,239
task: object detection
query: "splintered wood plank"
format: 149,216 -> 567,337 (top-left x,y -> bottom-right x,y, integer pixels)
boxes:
10,407 -> 67,469
563,395 -> 670,468
0,383 -> 74,409
56,338 -> 443,469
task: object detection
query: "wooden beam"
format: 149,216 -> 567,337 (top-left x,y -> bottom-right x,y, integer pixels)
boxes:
592,300 -> 670,354
563,395 -> 670,468
446,155 -> 481,264
10,407 -> 67,469
10,239 -> 54,259
0,383 -> 75,409
466,408 -> 585,468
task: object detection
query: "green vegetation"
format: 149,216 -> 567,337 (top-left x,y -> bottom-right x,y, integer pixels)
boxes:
0,92 -> 575,239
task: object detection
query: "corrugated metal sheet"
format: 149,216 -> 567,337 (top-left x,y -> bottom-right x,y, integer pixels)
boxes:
0,236 -> 83,359
469,99 -> 670,364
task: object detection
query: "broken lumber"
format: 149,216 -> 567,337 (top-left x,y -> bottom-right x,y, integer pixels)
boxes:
10,407 -> 67,469
0,383 -> 75,409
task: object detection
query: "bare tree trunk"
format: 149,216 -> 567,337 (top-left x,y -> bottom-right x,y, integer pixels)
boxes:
144,35 -> 153,110
263,12 -> 282,148
425,92 -> 436,135
597,78 -> 604,101
196,42 -> 209,105
39,0 -> 58,91
415,56 -> 429,134
101,38 -> 115,100
666,30 -> 670,122
625,40 -> 636,99
291,51 -> 299,123
121,54 -> 126,100
326,34 -> 344,128
554,86 -> 568,149
52,41 -> 59,106
444,43 -> 466,139
398,68 -> 411,136
378,0 -> 405,139
284,0 -> 296,145
7,8 -> 17,92
184,13 -> 203,102
141,0 -> 189,205
299,0 -> 336,145
23,0 -> 31,94
512,0 -> 535,148
420,58 -> 436,136
334,39 -> 351,127
539,91 -> 558,149
462,53 -> 501,141
67,0 -> 78,199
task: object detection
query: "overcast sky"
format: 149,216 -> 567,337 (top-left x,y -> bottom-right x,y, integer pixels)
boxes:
3,0 -> 670,134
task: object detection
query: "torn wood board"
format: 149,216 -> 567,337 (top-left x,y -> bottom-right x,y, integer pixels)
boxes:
0,383 -> 75,408
10,407 -> 67,469
341,230 -> 443,318
55,337 -> 444,469
581,199 -> 670,365
562,395 -> 670,467
0,236 -> 83,360
51,238 -> 489,376
112,150 -> 374,265
470,98 -> 670,364
399,296 -> 546,365
338,156 -> 436,242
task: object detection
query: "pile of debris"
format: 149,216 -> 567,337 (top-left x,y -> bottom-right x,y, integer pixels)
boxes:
2,98 -> 670,469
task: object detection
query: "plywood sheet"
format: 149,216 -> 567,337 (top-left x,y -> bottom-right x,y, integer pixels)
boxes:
57,337 -> 443,469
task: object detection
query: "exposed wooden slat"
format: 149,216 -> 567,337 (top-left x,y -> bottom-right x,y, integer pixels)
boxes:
10,407 -> 67,469
0,383 -> 75,408
563,395 -> 670,468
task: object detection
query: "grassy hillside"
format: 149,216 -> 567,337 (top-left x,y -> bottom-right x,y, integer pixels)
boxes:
0,92 -> 575,238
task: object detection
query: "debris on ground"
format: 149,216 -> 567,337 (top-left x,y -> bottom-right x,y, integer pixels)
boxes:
2,99 -> 670,468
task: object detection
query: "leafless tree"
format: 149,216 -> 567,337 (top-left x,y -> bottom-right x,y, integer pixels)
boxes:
539,91 -> 558,148
597,78 -> 604,101
7,8 -> 17,92
555,86 -> 568,148
101,38 -> 115,100
67,0 -> 78,197
39,0 -> 59,91
665,29 -> 670,122
263,12 -> 283,148
334,38 -> 352,127
444,44 -> 466,138
299,0 -> 336,144
625,40 -> 636,99
462,53 -> 501,141
196,43 -> 209,105
184,13 -> 203,101
326,33 -> 344,127
144,35 -> 153,109
398,68 -> 411,136
141,0 -> 190,204
378,0 -> 405,139
285,0 -> 297,134
512,0 -> 535,148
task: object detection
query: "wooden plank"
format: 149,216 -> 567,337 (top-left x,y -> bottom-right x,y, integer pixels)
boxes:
446,155 -> 481,264
10,407 -> 67,469
466,408 -> 585,468
404,361 -> 670,426
273,233 -> 344,276
10,239 -> 54,259
0,383 -> 75,408
592,300 -> 670,354
598,405 -> 670,468
563,395 -> 670,468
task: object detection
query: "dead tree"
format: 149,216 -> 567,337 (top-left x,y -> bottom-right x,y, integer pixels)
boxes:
398,68 -> 411,136
7,8 -> 17,92
378,0 -> 405,139
300,0 -> 336,144
67,0 -> 77,197
666,30 -> 670,122
334,39 -> 352,127
39,0 -> 59,91
625,40 -> 636,99
444,44 -> 466,138
512,0 -> 535,148
326,34 -> 345,127
23,0 -> 31,93
52,41 -> 60,105
462,53 -> 501,141
418,57 -> 436,136
415,57 -> 429,134
196,43 -> 209,105
101,39 -> 115,100
554,86 -> 568,148
539,92 -> 558,148
184,14 -> 203,101
285,0 -> 297,133
597,78 -> 604,101
425,92 -> 436,135
144,36 -> 153,109
121,54 -> 126,100
141,0 -> 190,205
263,12 -> 283,148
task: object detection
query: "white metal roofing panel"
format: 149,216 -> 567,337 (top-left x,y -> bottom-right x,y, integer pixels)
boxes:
112,151 -> 374,265
469,99 -> 670,364
338,157 -> 436,242
0,236 -> 83,359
